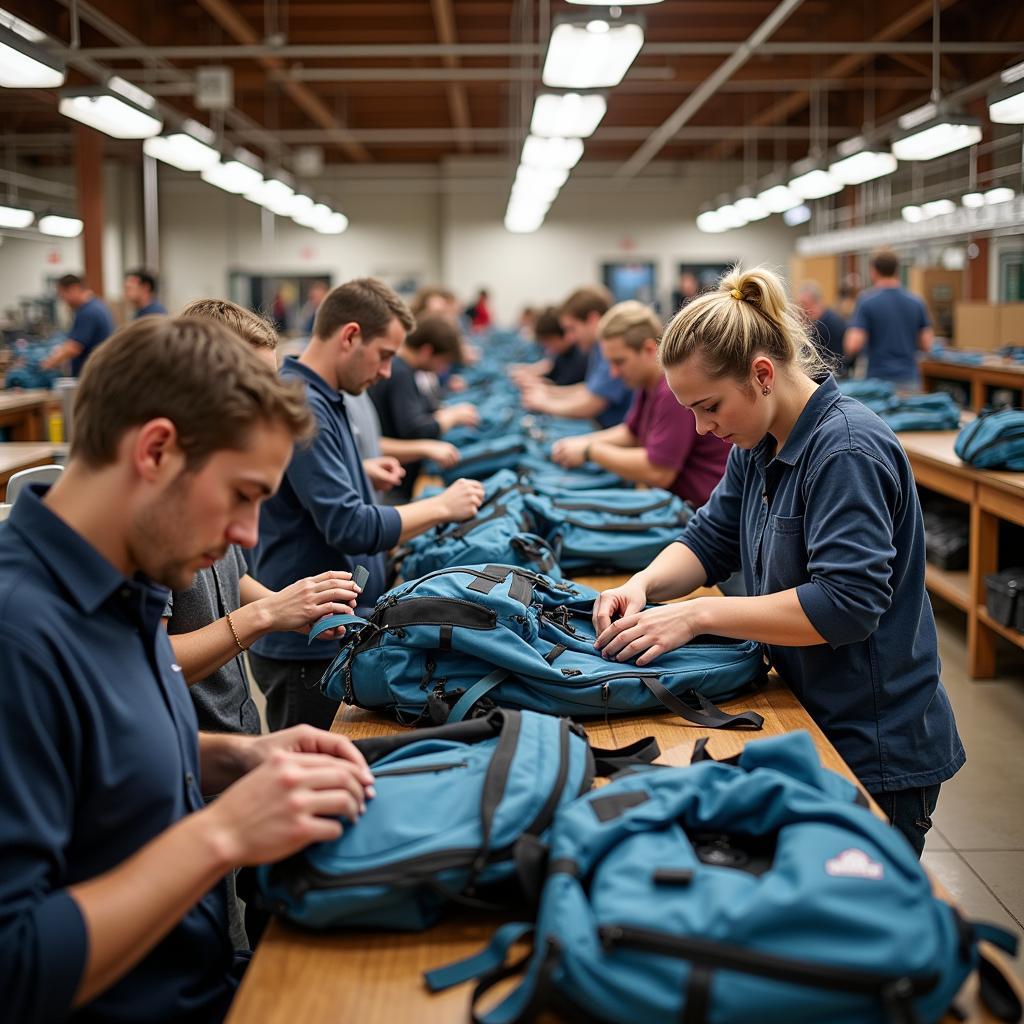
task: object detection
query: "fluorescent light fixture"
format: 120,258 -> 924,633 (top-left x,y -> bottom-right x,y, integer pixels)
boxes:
984,187 -> 1014,205
922,198 -> 956,218
716,203 -> 747,229
542,19 -> 644,90
0,203 -> 33,228
505,204 -> 547,234
757,183 -> 802,213
901,205 -> 924,223
39,214 -> 82,237
513,164 -> 569,201
0,8 -> 46,42
734,195 -> 769,221
313,212 -> 349,234
696,210 -> 726,233
828,138 -> 898,185
783,204 -> 812,226
282,193 -> 314,217
788,166 -> 842,200
293,202 -> 333,228
961,192 -> 985,208
59,87 -> 162,139
108,75 -> 156,110
245,176 -> 296,213
988,79 -> 1024,125
143,131 -> 221,172
530,92 -> 606,138
890,114 -> 982,161
1001,60 -> 1024,85
201,159 -> 263,195
521,134 -> 584,170
0,24 -> 65,88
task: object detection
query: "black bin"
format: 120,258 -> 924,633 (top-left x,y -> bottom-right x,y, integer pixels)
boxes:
984,569 -> 1024,633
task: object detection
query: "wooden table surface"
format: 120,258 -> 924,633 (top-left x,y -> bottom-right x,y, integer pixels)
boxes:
0,389 -> 54,442
229,572 -> 1021,1023
0,442 -> 64,498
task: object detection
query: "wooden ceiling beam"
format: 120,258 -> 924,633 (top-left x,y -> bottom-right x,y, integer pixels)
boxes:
194,0 -> 372,163
430,0 -> 472,153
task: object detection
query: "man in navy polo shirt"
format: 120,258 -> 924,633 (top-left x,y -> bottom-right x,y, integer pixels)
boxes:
250,278 -> 485,732
125,266 -> 169,318
519,285 -> 633,428
41,272 -> 116,376
0,316 -> 375,1022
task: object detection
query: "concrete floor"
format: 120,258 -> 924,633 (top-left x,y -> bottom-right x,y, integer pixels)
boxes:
923,602 -> 1024,979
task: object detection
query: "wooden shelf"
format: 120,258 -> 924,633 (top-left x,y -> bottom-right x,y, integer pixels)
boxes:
925,563 -> 971,611
977,606 -> 1024,652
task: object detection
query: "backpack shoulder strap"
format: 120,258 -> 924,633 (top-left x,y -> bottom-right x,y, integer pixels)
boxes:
641,677 -> 764,730
447,669 -> 512,723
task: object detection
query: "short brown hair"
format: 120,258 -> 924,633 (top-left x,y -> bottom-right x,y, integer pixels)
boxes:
560,286 -> 613,322
534,307 -> 563,341
410,285 -> 456,319
871,250 -> 899,278
72,317 -> 314,469
404,315 -> 462,359
598,300 -> 663,351
180,298 -> 278,350
57,273 -> 85,289
314,277 -> 415,344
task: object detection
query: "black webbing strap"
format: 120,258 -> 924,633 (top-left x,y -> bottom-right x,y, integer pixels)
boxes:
589,735 -> 662,776
439,624 -> 453,650
468,575 -> 501,596
354,709 -> 504,764
508,572 -> 534,607
681,965 -> 713,1024
689,737 -> 743,766
640,678 -> 764,730
473,710 -> 523,874
977,951 -> 1023,1023
449,502 -> 508,541
544,644 -> 567,664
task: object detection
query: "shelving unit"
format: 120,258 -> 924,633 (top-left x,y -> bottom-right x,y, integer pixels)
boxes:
920,359 -> 1024,411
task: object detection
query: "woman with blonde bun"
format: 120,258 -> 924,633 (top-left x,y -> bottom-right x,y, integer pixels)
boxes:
593,266 -> 963,857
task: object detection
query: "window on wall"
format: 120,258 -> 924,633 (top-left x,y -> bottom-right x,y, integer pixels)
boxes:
601,262 -> 658,309
999,250 -> 1024,302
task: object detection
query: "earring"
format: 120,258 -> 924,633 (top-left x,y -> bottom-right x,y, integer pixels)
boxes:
761,384 -> 772,397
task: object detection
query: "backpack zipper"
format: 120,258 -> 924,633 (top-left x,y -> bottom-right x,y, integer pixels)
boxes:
372,760 -> 469,778
550,494 -> 677,514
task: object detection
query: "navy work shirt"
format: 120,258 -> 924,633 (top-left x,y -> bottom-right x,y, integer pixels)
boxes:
585,345 -> 633,428
678,376 -> 964,792
0,486 -> 239,1023
849,286 -> 930,384
135,299 -> 168,318
68,296 -> 115,376
252,357 -> 402,661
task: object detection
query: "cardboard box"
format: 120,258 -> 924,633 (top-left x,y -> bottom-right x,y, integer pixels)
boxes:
997,303 -> 1024,346
954,302 -> 1001,350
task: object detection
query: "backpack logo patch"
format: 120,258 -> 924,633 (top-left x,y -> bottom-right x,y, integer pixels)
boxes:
825,848 -> 884,881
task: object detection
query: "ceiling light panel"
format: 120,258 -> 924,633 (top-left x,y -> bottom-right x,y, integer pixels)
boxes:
530,93 -> 607,139
542,20 -> 644,90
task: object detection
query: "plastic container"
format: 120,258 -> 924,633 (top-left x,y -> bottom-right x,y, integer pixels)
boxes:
984,569 -> 1024,633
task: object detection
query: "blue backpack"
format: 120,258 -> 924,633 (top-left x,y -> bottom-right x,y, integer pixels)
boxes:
437,436 -> 533,483
955,408 -> 1024,470
838,378 -> 896,411
312,564 -> 765,730
524,487 -> 694,572
879,392 -> 961,432
429,731 -> 1022,1024
257,709 -> 659,931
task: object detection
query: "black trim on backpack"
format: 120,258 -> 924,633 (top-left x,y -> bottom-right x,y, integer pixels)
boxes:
544,644 -> 567,664
508,571 -> 535,607
377,596 -> 497,632
439,624 -> 453,650
682,965 -> 714,1024
448,502 -> 511,540
589,789 -> 651,823
551,493 -> 678,514
472,711 -> 523,877
640,678 -> 764,730
589,735 -> 661,776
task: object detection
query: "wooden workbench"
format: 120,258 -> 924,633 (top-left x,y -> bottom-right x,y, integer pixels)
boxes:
897,430 -> 1024,677
0,442 -> 64,499
0,390 -> 56,442
920,358 -> 1024,412
227,574 -> 1019,1024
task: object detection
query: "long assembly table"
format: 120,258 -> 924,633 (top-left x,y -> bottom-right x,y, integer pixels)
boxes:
227,575 -> 1020,1024
920,358 -> 1024,412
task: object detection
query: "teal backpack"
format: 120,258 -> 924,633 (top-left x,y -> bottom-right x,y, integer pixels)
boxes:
955,408 -> 1024,470
429,731 -> 1022,1024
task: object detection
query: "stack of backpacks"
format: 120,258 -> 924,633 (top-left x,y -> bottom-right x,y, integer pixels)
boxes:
257,715 -> 1022,1024
838,379 -> 962,431
955,407 -> 1024,471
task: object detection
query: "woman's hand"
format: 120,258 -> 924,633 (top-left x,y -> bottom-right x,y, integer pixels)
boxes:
595,598 -> 710,667
592,577 -> 648,635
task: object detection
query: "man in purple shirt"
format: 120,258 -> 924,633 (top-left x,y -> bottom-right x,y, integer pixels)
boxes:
551,300 -> 729,507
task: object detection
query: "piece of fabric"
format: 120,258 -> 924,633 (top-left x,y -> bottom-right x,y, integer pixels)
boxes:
251,357 -> 401,661
869,784 -> 940,859
678,376 -> 964,792
810,308 -> 848,372
163,545 -> 261,735
585,346 -> 633,428
0,485 -> 241,1023
624,377 -> 730,507
134,300 -> 168,318
68,296 -> 115,375
248,651 -> 337,732
849,287 -> 929,384
370,354 -> 441,441
546,344 -> 589,386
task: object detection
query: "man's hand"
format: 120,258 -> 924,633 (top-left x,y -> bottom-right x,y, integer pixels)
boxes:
594,599 -> 709,667
363,456 -> 406,491
256,570 -> 360,636
551,436 -> 590,469
592,577 -> 649,635
436,403 -> 480,433
422,440 -> 461,469
439,477 -> 485,521
520,379 -> 551,412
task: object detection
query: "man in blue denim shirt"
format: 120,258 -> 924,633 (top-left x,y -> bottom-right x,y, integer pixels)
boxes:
0,317 -> 374,1021
250,279 -> 484,732
595,267 -> 963,856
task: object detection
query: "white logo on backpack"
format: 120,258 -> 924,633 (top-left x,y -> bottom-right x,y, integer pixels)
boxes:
825,848 -> 884,880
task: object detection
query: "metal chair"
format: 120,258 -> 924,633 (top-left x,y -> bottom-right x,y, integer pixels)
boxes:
5,464 -> 64,504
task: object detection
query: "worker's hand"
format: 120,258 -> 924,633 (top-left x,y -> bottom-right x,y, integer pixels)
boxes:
438,477 -> 485,521
363,456 -> 406,491
436,403 -> 480,433
520,379 -> 551,413
422,440 -> 461,469
595,599 -> 708,667
257,570 -> 360,635
204,744 -> 374,866
446,374 -> 467,393
551,436 -> 589,469
592,577 -> 649,636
